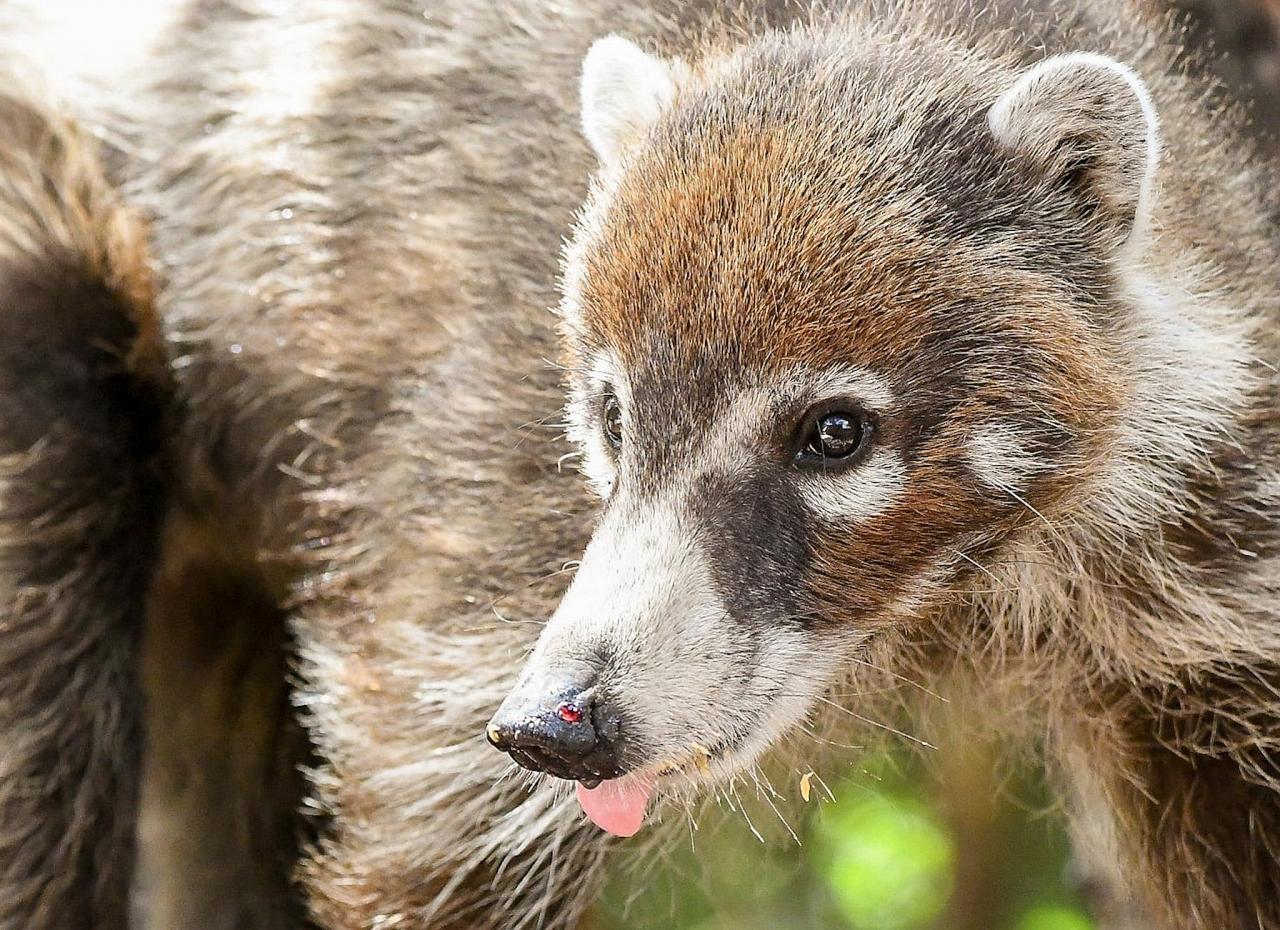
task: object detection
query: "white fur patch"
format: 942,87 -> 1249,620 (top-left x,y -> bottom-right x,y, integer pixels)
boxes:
797,447 -> 908,523
580,35 -> 677,166
967,424 -> 1044,494
1092,265 -> 1258,534
0,0 -> 185,98
235,10 -> 348,129
797,367 -> 897,412
988,52 -> 1162,253
533,497 -> 695,659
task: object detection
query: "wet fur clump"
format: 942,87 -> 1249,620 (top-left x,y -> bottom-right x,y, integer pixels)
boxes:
0,2 -> 1278,930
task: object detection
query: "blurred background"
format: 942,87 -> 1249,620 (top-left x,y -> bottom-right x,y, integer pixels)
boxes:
8,1 -> 1278,927
585,741 -> 1092,930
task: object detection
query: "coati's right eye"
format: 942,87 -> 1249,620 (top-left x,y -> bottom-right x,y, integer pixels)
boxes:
602,393 -> 623,448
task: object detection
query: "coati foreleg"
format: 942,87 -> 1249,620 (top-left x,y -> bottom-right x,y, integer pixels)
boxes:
0,92 -> 169,929
1065,671 -> 1280,930
1062,743 -> 1157,930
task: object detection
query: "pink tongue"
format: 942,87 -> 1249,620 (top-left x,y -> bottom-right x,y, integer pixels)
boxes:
575,775 -> 653,837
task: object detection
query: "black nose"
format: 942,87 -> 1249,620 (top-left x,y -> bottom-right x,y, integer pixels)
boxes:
486,683 -> 624,786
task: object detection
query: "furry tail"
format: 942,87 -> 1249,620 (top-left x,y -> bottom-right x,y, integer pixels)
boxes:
0,90 -> 170,929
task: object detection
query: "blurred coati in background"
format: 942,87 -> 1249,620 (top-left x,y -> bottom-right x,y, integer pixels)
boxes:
0,2 -> 1278,929
1175,0 -> 1280,135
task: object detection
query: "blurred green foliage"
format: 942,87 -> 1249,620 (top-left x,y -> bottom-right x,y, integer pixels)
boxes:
587,750 -> 1095,930
815,791 -> 952,929
1015,907 -> 1095,930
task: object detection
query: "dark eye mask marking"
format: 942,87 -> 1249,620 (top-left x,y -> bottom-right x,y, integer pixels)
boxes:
690,468 -> 810,628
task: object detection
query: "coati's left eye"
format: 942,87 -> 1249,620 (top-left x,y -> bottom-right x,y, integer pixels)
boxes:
793,407 -> 873,470
602,393 -> 623,448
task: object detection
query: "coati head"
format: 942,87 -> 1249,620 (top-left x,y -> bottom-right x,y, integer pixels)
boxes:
488,26 -> 1160,835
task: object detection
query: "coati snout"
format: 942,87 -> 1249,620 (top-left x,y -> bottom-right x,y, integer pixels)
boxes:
487,677 -> 626,786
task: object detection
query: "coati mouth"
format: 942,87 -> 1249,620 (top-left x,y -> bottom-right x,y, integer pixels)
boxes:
574,738 -> 741,837
488,679 -> 766,837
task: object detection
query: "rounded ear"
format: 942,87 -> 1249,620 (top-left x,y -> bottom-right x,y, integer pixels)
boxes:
987,52 -> 1161,253
580,35 -> 677,167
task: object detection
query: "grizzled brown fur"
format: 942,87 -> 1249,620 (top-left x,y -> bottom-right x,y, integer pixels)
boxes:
0,91 -> 169,927
0,2 -> 1279,930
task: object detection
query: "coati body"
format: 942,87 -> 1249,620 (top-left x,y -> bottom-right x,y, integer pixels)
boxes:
0,1 -> 1277,929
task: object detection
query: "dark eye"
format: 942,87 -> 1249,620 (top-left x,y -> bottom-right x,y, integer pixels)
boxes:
602,393 -> 623,448
794,408 -> 872,470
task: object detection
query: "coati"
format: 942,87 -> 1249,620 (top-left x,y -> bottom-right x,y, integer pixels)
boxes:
0,1 -> 1278,929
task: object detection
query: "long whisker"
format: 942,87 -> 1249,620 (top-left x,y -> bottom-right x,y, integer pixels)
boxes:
750,765 -> 800,844
811,694 -> 937,750
848,656 -> 948,703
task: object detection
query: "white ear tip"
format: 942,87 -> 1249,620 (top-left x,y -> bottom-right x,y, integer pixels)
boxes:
988,52 -> 1161,251
581,35 -> 650,114
580,35 -> 675,166
989,52 -> 1160,153
584,35 -> 647,70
